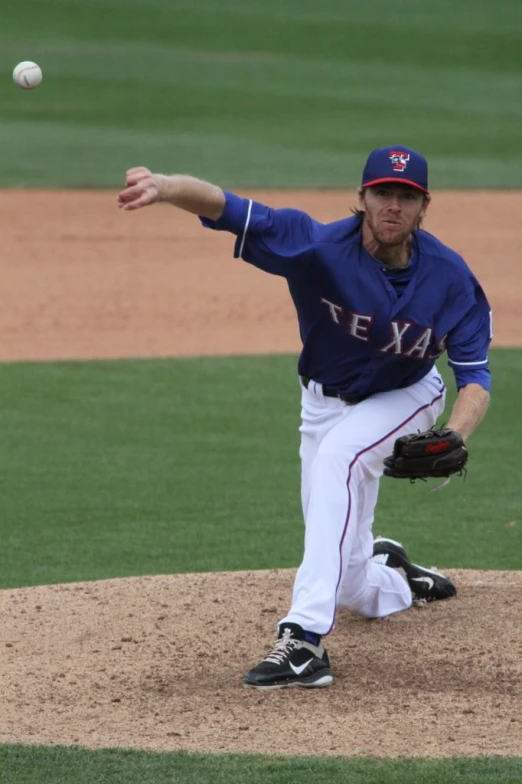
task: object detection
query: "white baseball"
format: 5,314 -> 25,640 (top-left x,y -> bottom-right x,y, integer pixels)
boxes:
13,61 -> 43,90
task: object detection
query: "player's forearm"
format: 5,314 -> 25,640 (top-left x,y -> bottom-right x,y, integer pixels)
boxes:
156,175 -> 225,220
446,383 -> 490,441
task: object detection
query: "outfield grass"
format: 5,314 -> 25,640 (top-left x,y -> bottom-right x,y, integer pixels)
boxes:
2,745 -> 522,784
0,349 -> 518,590
0,0 -> 521,187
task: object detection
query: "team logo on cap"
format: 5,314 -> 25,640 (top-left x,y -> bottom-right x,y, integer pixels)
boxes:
389,151 -> 410,172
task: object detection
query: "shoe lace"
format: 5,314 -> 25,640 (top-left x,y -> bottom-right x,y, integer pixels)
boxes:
263,628 -> 300,665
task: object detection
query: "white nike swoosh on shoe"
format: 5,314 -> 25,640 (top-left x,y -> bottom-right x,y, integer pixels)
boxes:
289,658 -> 314,675
411,576 -> 435,590
370,553 -> 389,565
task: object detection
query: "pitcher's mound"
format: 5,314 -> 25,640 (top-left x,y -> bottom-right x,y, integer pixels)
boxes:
1,568 -> 521,757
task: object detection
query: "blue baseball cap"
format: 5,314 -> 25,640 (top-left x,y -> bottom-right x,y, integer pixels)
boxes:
361,145 -> 429,193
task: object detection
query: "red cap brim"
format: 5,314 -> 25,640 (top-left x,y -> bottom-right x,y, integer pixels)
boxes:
362,177 -> 429,194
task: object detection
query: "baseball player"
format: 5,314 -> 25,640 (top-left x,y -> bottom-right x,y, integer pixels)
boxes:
118,145 -> 492,690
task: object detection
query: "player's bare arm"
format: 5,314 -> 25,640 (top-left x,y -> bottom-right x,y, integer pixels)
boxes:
446,383 -> 490,441
117,167 -> 225,221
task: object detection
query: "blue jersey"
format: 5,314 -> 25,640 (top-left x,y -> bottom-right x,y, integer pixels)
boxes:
201,193 -> 492,395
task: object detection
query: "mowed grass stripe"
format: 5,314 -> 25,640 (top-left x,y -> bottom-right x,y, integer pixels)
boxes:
1,120 -> 521,189
0,0 -> 520,186
4,43 -> 522,119
2,0 -> 521,71
5,0 -> 521,36
110,0 -> 521,37
2,745 -> 522,784
0,350 -> 519,590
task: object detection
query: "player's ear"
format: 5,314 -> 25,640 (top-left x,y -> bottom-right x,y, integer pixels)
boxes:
420,193 -> 431,218
357,187 -> 366,211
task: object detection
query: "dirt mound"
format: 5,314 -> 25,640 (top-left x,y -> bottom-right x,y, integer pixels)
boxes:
1,568 -> 520,757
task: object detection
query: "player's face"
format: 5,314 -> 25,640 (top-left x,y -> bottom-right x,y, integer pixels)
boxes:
360,185 -> 429,246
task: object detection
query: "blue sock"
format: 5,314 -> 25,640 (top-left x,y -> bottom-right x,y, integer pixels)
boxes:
304,630 -> 321,646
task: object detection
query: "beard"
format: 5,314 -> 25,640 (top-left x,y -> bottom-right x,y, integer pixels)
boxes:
368,218 -> 413,247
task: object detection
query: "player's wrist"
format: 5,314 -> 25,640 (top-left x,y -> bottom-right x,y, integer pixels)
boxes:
154,174 -> 174,203
449,431 -> 467,444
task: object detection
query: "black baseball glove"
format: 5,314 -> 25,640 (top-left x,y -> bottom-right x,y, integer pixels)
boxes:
383,427 -> 468,480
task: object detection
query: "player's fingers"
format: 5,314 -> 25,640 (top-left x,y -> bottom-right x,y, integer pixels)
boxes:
126,166 -> 150,177
125,176 -> 157,199
121,194 -> 152,211
126,166 -> 150,174
125,175 -> 149,189
117,188 -> 146,209
118,187 -> 156,210
125,167 -> 152,186
117,185 -> 143,204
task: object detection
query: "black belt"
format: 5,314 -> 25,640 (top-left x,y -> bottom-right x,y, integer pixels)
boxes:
301,377 -> 369,405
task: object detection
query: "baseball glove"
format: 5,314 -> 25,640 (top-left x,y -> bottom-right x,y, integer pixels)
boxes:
383,427 -> 468,480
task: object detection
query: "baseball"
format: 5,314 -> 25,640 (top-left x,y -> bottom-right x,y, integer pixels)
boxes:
13,61 -> 43,90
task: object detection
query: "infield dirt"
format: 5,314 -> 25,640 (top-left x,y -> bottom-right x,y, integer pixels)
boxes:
1,190 -> 520,361
0,190 -> 520,757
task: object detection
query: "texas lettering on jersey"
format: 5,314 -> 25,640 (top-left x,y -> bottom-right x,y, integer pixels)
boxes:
320,298 -> 447,360
201,193 -> 492,396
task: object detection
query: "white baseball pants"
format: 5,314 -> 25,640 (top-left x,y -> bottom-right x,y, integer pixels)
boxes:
279,368 -> 446,635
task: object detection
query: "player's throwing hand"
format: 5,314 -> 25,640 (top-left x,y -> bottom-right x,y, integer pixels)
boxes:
117,167 -> 163,210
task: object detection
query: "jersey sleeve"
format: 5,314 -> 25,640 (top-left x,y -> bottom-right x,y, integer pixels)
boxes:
445,282 -> 492,391
200,191 -> 314,277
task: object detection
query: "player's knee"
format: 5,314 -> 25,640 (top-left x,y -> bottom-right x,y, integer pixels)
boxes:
337,584 -> 370,615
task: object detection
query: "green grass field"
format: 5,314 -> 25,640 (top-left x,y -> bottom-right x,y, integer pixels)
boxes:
0,351 -> 520,591
1,0 -> 521,187
3,745 -> 522,784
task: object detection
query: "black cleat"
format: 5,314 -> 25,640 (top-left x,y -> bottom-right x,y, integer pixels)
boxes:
372,537 -> 457,605
244,623 -> 333,690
